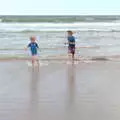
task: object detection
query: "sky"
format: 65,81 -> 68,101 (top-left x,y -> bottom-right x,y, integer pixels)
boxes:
0,0 -> 120,15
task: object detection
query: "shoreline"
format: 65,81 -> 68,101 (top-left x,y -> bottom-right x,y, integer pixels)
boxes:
0,55 -> 119,62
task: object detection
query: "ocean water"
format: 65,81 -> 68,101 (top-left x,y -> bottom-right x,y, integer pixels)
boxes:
0,15 -> 120,60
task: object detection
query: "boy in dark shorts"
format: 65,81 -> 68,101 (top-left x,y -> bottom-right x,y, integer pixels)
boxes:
26,36 -> 39,67
67,31 -> 75,60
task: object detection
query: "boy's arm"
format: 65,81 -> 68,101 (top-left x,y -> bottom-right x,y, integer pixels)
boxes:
36,43 -> 39,49
64,42 -> 68,45
25,43 -> 30,51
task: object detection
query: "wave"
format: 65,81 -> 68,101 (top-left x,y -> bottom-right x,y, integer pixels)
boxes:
1,29 -> 120,33
0,54 -> 120,62
0,19 -> 2,22
1,22 -> 120,32
0,45 -> 107,51
0,15 -> 120,23
91,57 -> 109,61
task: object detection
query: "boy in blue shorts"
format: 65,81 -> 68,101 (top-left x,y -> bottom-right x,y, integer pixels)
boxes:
67,31 -> 76,60
26,36 -> 39,67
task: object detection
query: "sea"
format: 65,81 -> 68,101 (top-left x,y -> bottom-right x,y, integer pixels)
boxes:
1,15 -> 120,60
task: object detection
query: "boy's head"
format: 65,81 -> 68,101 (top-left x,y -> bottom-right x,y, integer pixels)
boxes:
67,30 -> 73,36
30,36 -> 36,42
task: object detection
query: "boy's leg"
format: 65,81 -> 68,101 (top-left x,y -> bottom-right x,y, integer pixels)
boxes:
72,47 -> 75,61
68,46 -> 72,60
72,53 -> 74,60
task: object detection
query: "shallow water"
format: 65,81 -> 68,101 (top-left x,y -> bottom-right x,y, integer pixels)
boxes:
1,20 -> 120,59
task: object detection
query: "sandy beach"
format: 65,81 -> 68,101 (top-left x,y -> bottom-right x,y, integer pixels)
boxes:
0,60 -> 120,120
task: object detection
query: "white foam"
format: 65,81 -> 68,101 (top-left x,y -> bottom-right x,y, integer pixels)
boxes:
1,22 -> 120,32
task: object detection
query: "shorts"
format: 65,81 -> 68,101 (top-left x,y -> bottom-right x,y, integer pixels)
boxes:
68,46 -> 75,54
31,51 -> 37,56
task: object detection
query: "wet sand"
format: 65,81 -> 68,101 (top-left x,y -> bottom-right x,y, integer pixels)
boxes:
0,60 -> 120,120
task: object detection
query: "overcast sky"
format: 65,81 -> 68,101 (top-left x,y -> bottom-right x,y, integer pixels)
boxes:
0,0 -> 120,15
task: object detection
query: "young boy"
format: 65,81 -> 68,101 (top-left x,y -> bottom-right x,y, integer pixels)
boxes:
26,36 -> 39,67
67,31 -> 76,60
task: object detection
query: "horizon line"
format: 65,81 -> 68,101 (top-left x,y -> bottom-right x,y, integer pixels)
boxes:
1,14 -> 120,16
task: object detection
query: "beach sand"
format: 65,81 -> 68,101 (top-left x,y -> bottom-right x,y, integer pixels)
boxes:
0,60 -> 120,120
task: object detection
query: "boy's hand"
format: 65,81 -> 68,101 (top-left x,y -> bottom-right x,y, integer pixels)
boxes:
24,47 -> 27,51
64,42 -> 68,45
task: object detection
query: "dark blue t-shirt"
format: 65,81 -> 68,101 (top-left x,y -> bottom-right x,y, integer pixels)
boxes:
68,36 -> 75,47
28,42 -> 39,55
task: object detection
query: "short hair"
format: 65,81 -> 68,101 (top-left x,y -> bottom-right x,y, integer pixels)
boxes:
67,30 -> 73,35
30,36 -> 36,40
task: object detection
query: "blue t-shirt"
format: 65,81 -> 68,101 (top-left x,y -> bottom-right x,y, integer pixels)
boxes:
68,36 -> 75,47
28,42 -> 39,55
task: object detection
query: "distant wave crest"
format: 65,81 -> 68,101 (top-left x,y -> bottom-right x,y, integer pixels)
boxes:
0,15 -> 120,23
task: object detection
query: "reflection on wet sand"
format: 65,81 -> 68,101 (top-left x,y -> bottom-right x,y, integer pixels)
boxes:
67,61 -> 76,103
66,61 -> 76,120
29,68 -> 40,120
1,60 -> 120,120
29,62 -> 77,120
